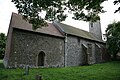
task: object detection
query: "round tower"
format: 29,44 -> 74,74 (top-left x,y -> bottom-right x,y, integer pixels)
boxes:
89,20 -> 102,40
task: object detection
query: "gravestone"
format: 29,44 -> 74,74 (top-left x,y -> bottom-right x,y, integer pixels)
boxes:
24,65 -> 29,75
35,75 -> 42,80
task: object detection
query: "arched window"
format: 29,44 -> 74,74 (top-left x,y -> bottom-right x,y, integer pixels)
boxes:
91,22 -> 93,27
38,51 -> 45,66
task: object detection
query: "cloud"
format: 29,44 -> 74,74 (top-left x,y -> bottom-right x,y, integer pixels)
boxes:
0,0 -> 17,34
100,0 -> 120,33
0,0 -> 120,35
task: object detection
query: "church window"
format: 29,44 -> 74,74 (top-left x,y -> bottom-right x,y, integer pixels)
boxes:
77,38 -> 80,44
38,51 -> 45,66
95,43 -> 102,63
91,22 -> 93,27
87,43 -> 92,63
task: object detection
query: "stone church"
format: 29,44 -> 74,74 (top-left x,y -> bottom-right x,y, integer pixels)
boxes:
3,13 -> 108,68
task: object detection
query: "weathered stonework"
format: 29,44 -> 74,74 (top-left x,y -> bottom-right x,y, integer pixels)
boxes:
66,35 -> 81,66
4,13 -> 108,68
65,35 -> 106,67
6,29 -> 107,68
8,29 -> 64,68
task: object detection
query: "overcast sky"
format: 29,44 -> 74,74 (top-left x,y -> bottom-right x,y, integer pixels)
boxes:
0,0 -> 120,35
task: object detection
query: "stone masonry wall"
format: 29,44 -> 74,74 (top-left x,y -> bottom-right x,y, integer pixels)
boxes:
66,35 -> 81,66
66,35 -> 103,67
8,29 -> 64,68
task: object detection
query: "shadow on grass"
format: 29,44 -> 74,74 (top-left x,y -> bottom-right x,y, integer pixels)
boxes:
0,73 -> 8,80
0,63 -> 4,69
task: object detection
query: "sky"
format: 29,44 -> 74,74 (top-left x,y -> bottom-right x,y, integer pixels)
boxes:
0,0 -> 120,35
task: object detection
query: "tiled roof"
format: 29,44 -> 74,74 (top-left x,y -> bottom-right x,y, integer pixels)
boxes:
54,21 -> 105,43
10,13 -> 105,43
10,13 -> 64,37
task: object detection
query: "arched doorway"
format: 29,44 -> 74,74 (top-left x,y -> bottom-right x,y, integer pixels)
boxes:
38,51 -> 45,66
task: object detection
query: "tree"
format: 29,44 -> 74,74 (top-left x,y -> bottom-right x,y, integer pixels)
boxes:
12,0 -> 106,29
114,0 -> 120,13
106,21 -> 120,60
0,33 -> 6,59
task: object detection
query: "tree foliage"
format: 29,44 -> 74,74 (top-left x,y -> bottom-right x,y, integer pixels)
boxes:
114,0 -> 120,13
106,21 -> 120,59
0,33 -> 6,59
12,0 -> 106,29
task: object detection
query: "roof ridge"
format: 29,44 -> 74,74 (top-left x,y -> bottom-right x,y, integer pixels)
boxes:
55,22 -> 105,43
60,22 -> 89,33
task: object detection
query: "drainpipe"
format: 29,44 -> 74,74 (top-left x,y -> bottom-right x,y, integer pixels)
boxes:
64,33 -> 67,67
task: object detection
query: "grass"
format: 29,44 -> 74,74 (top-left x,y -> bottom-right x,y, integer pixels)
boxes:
0,61 -> 120,80
0,59 -> 4,68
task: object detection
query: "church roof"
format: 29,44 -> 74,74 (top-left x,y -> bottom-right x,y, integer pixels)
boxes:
53,21 -> 105,43
10,13 -> 104,43
10,13 -> 64,37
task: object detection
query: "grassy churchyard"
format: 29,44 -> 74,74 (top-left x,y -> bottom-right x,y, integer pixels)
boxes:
0,60 -> 120,80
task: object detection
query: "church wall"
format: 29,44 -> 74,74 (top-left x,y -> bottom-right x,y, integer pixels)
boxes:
100,44 -> 110,62
66,35 -> 105,67
65,35 -> 81,66
95,43 -> 102,63
8,28 -> 65,68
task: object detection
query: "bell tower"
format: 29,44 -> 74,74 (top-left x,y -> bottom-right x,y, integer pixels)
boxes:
89,20 -> 102,40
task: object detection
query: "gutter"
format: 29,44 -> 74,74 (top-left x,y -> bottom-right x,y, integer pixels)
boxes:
53,21 -> 67,67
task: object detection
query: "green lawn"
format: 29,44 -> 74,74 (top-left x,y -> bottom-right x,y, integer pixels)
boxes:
0,60 -> 4,68
0,60 -> 2,63
0,61 -> 120,80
